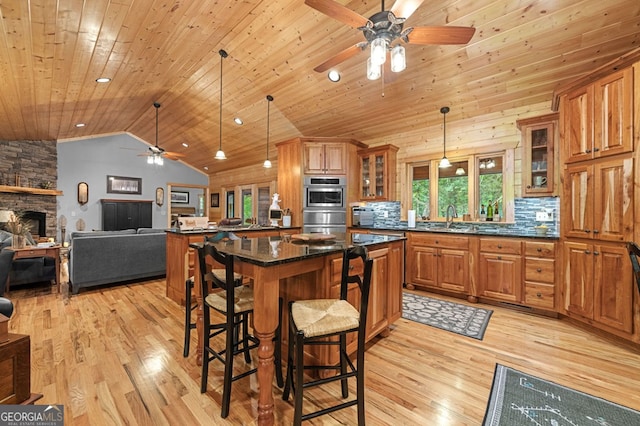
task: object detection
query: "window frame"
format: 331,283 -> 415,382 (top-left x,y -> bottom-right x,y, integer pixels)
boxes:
407,149 -> 514,222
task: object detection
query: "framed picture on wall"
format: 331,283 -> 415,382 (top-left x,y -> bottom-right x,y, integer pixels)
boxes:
171,191 -> 189,204
107,175 -> 142,194
210,192 -> 219,208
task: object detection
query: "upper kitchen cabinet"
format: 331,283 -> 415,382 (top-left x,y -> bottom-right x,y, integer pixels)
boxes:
303,141 -> 347,175
276,137 -> 367,227
562,67 -> 633,164
358,144 -> 398,201
517,114 -> 557,197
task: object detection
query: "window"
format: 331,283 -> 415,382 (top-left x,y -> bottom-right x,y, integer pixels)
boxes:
226,191 -> 235,218
438,159 -> 469,218
242,188 -> 252,223
478,156 -> 504,217
412,164 -> 430,219
410,152 -> 507,221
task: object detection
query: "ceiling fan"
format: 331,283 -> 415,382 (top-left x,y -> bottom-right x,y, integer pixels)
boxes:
306,0 -> 476,77
140,102 -> 185,165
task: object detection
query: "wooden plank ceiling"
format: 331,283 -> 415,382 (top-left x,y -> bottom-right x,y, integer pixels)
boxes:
0,0 -> 638,174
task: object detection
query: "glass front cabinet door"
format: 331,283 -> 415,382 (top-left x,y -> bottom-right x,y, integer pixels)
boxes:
358,144 -> 398,201
517,113 -> 558,197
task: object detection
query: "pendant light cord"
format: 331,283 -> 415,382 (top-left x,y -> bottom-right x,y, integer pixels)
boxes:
219,50 -> 225,152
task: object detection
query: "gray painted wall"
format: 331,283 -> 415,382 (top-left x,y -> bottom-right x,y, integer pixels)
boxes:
58,133 -> 208,232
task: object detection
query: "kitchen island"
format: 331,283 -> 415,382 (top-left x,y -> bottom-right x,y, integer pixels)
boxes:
189,232 -> 405,426
164,226 -> 300,303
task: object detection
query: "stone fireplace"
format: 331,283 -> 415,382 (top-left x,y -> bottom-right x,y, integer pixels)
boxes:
0,140 -> 58,238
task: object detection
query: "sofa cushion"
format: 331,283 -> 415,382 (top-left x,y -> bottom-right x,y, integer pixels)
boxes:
70,229 -> 136,240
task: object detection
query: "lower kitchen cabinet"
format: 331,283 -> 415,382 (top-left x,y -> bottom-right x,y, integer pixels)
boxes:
477,238 -> 522,303
563,240 -> 633,336
406,233 -> 469,295
523,241 -> 557,310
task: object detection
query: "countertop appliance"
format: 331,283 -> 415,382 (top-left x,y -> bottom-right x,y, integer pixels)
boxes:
352,207 -> 374,227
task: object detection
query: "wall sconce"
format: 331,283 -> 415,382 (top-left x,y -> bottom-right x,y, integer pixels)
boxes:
155,187 -> 164,206
77,182 -> 88,205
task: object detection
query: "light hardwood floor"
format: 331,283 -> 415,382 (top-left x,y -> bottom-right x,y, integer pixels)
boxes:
7,279 -> 640,425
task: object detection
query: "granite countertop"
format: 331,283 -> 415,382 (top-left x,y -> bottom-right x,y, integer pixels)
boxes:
352,224 -> 559,240
166,225 -> 289,234
190,233 -> 405,267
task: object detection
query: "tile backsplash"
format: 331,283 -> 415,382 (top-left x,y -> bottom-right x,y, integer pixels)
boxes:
363,197 -> 560,237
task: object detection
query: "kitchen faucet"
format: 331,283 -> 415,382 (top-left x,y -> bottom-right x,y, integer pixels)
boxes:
446,204 -> 458,228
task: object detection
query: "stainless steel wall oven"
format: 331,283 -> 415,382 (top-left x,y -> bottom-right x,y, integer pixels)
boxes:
303,176 -> 347,234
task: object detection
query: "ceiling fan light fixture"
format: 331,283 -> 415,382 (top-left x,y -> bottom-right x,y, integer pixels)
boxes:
390,44 -> 406,72
370,37 -> 387,66
366,57 -> 381,80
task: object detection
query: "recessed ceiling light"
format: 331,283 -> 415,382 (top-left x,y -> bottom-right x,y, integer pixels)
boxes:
75,123 -> 85,128
95,77 -> 111,83
204,166 -> 209,170
328,70 -> 341,82
182,142 -> 189,147
234,117 -> 243,125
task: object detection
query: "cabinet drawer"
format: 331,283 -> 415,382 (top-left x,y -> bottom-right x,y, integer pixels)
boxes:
479,238 -> 521,255
410,233 -> 469,249
524,241 -> 555,258
524,258 -> 555,283
330,256 -> 364,284
524,283 -> 555,309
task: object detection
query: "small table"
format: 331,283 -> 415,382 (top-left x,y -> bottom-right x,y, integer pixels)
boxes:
9,245 -> 61,293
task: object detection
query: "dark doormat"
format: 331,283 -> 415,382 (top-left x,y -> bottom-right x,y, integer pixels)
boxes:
483,364 -> 640,425
402,292 -> 492,340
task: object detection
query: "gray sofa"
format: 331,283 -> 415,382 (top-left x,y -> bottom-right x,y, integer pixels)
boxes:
69,228 -> 166,294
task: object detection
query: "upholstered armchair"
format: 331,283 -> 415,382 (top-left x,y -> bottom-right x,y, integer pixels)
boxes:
0,230 -> 55,288
0,248 -> 15,317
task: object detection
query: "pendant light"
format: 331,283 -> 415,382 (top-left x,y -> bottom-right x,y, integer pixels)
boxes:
439,106 -> 451,168
263,95 -> 274,168
215,49 -> 228,160
148,102 -> 164,166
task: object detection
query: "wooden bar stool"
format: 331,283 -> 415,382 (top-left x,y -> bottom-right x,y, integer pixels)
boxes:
197,241 -> 283,419
282,245 -> 373,425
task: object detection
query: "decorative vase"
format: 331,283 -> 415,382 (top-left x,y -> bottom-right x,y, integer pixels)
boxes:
12,234 -> 26,249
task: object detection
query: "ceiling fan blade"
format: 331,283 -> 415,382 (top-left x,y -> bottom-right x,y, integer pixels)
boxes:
305,0 -> 370,29
390,0 -> 425,20
407,26 -> 476,45
314,42 -> 367,73
164,152 -> 185,160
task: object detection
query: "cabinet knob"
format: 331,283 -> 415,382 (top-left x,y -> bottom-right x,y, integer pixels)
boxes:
536,292 -> 542,298
526,185 -> 531,189
585,149 -> 592,153
593,251 -> 600,256
594,147 -> 600,152
584,229 -> 591,233
349,265 -> 355,270
435,240 -> 439,244
536,268 -> 542,272
536,247 -> 542,252
497,244 -> 502,249
497,256 -> 502,260
593,229 -> 599,234
585,250 -> 591,254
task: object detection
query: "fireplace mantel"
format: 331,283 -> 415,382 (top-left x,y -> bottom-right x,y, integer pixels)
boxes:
0,185 -> 62,196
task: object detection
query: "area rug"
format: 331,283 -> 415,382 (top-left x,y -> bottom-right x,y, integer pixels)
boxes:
483,364 -> 640,425
402,292 -> 492,340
